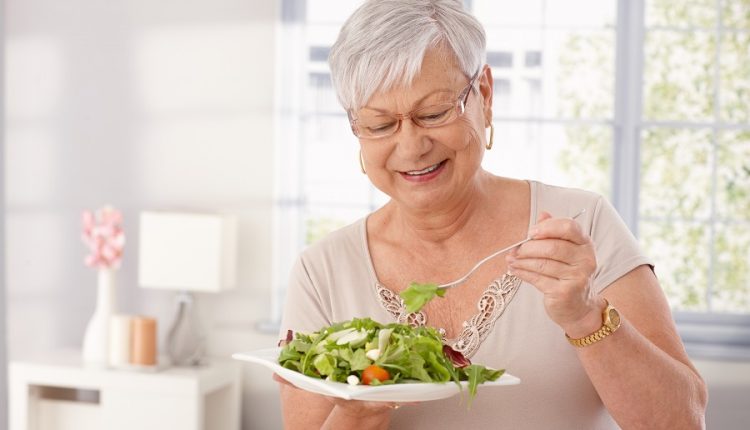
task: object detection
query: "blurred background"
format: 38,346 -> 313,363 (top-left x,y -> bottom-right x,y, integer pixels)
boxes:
1,0 -> 749,429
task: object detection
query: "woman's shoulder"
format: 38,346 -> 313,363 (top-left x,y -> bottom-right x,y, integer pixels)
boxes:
530,180 -> 605,214
299,217 -> 367,262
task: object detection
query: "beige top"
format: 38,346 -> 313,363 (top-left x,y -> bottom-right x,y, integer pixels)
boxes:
281,181 -> 653,429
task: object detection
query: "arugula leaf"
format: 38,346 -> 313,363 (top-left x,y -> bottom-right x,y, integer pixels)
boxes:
399,282 -> 446,313
464,364 -> 505,403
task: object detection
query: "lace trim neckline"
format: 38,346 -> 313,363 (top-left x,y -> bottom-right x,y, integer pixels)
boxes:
374,273 -> 521,358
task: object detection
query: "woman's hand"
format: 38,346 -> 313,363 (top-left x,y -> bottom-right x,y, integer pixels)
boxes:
505,211 -> 602,336
326,396 -> 403,418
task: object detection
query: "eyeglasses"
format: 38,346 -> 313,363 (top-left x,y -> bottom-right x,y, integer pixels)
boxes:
347,71 -> 481,139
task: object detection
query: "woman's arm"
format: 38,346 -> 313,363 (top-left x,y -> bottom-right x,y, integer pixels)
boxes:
279,381 -> 394,430
507,213 -> 707,429
578,265 -> 706,429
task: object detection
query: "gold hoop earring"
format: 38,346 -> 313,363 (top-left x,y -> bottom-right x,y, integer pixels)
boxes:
486,123 -> 494,150
359,150 -> 367,174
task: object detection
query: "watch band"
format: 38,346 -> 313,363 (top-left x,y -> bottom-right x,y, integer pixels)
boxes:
566,324 -> 614,347
565,299 -> 619,347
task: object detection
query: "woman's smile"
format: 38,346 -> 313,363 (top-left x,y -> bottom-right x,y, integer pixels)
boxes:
398,159 -> 447,182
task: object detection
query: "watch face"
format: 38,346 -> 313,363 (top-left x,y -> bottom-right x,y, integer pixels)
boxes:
608,308 -> 621,327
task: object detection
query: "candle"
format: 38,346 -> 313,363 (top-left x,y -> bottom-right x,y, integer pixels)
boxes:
108,314 -> 132,367
130,316 -> 157,366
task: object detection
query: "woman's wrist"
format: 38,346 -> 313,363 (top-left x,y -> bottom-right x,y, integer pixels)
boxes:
563,298 -> 607,339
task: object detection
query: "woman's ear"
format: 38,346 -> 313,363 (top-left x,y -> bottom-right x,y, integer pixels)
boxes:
479,64 -> 494,127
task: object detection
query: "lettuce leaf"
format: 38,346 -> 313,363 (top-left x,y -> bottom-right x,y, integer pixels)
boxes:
399,282 -> 446,313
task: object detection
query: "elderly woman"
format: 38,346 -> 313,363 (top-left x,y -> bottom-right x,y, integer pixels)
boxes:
278,0 -> 707,429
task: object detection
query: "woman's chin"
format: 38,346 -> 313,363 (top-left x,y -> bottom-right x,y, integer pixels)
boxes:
395,188 -> 456,213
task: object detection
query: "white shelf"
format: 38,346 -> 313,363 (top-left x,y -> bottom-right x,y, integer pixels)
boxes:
9,350 -> 241,430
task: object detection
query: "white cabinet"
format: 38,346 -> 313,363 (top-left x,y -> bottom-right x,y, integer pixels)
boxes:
9,351 -> 241,430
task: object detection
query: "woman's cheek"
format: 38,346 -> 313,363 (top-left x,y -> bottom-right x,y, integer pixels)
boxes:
439,118 -> 476,151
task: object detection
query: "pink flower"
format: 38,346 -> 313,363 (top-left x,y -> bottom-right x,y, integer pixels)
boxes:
81,206 -> 125,269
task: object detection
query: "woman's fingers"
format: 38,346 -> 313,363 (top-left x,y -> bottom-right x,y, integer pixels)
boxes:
536,211 -> 553,223
506,211 -> 598,329
511,238 -> 580,263
272,373 -> 293,387
326,397 -> 410,418
529,212 -> 588,245
507,256 -> 569,280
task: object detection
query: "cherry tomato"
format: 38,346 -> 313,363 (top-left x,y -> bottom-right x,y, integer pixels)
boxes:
361,364 -> 390,385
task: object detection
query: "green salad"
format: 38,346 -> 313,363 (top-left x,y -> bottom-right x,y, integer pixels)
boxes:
278,317 -> 503,399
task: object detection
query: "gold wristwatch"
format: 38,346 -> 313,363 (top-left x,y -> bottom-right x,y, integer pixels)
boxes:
566,299 -> 621,347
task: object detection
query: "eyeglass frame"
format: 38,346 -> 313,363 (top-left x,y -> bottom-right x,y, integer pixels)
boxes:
346,69 -> 483,139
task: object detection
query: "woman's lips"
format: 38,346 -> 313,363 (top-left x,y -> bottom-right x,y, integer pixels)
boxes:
399,160 -> 447,182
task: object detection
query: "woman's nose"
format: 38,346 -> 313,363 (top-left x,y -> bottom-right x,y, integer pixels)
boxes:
394,119 -> 432,158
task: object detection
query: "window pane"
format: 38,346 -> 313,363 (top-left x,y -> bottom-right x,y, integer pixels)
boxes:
713,223 -> 750,313
474,0 -> 543,27
640,128 -> 712,219
645,0 -> 717,28
307,0 -> 363,23
304,206 -> 369,245
487,29 -> 614,119
643,30 -> 716,121
493,78 -> 512,116
719,31 -> 750,123
486,28 -> 542,117
640,220 -> 710,311
524,51 -> 542,67
475,0 -> 615,29
309,46 -> 330,62
307,72 -> 341,113
485,122 -> 612,198
301,115 -> 374,206
553,30 -> 614,119
716,130 -> 750,219
544,0 -> 616,28
487,51 -> 514,68
305,24 -> 345,53
722,0 -> 750,29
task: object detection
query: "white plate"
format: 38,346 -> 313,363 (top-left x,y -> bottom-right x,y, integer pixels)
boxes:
232,347 -> 520,402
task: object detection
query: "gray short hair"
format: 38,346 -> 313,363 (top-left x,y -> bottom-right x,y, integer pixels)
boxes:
329,0 -> 486,111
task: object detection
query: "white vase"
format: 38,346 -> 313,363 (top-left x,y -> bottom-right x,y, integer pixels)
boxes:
82,268 -> 116,366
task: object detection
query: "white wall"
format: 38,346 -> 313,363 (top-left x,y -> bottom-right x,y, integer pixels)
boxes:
694,359 -> 750,429
1,0 -> 8,426
4,0 -> 281,428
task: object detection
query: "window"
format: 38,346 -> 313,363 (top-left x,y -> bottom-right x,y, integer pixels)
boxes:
487,51 -> 514,68
639,0 -> 750,358
493,78 -> 512,116
271,0 -> 750,357
525,51 -> 543,67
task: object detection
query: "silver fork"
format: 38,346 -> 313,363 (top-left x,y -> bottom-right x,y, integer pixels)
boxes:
436,209 -> 587,290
